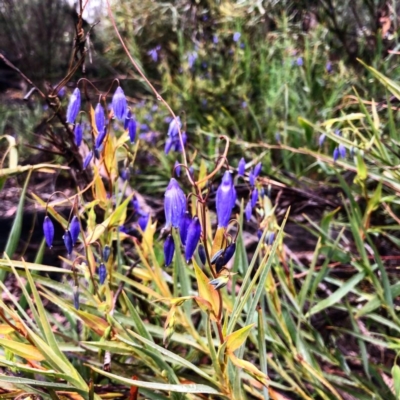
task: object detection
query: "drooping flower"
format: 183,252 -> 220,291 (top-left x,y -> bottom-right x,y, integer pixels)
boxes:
174,161 -> 181,177
223,242 -> 236,265
296,57 -> 303,66
43,216 -> 54,248
251,188 -> 258,208
98,263 -> 107,284
83,151 -> 93,169
128,116 -> 137,143
216,171 -> 236,228
266,232 -> 275,245
95,126 -> 107,150
167,117 -> 181,138
173,132 -> 187,152
249,169 -> 255,187
198,244 -> 206,265
238,157 -> 246,176
74,123 -> 83,147
179,211 -> 192,245
326,61 -> 332,73
318,133 -> 326,147
132,195 -> 139,212
233,32 -> 241,42
333,147 -> 339,162
95,103 -> 105,133
245,201 -> 252,222
165,137 -> 174,155
66,88 -> 81,124
209,271 -> 230,290
185,217 -> 201,262
63,230 -> 73,255
103,245 -> 111,262
112,86 -> 127,120
138,212 -> 149,231
164,178 -> 186,228
338,143 -> 346,159
69,216 -> 80,244
187,51 -> 198,69
164,235 -> 175,266
148,46 -> 160,62
213,34 -> 219,44
254,162 -> 262,177
121,167 -> 130,181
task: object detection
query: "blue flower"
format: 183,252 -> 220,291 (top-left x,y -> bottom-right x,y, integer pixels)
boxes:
174,161 -> 181,177
333,147 -> 339,162
213,34 -> 219,44
95,126 -> 107,150
148,47 -> 159,62
338,143 -> 346,159
138,212 -> 149,231
98,263 -> 107,284
43,216 -> 54,248
128,116 -> 137,143
112,86 -> 127,120
164,235 -> 175,266
216,171 -> 236,228
132,195 -> 139,212
187,51 -> 198,68
251,188 -> 258,208
198,244 -> 206,265
249,169 -> 255,187
318,133 -> 326,147
63,230 -> 73,255
179,211 -> 192,245
245,201 -> 252,222
95,103 -> 105,133
326,61 -> 332,73
121,167 -> 130,181
185,217 -> 201,262
66,88 -> 81,123
83,151 -> 93,169
233,32 -> 241,42
164,178 -> 186,228
223,242 -> 236,265
238,157 -> 246,176
254,162 -> 262,177
73,286 -> 79,310
70,216 -> 80,245
167,117 -> 181,138
74,123 -> 83,147
103,245 -> 111,262
296,57 -> 303,66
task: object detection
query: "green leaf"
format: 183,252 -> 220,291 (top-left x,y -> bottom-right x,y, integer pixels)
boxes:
392,365 -> 400,399
225,324 -> 254,353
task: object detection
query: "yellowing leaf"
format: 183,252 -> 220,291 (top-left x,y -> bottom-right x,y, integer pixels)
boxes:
225,323 -> 254,353
93,165 -> 107,203
198,159 -> 208,190
0,324 -> 15,334
0,339 -> 44,361
211,227 -> 226,260
193,260 -> 219,319
142,219 -> 156,258
229,352 -> 268,385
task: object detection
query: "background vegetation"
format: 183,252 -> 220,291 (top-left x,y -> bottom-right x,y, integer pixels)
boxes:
1,0 -> 400,399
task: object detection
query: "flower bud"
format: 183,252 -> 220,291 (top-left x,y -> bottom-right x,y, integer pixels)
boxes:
167,117 -> 181,138
318,133 -> 326,147
128,116 -> 137,143
138,212 -> 149,231
216,171 -> 236,228
112,86 -> 127,120
164,235 -> 175,266
74,123 -> 83,147
165,137 -> 174,155
124,110 -> 131,130
179,211 -> 192,245
121,167 -> 130,181
198,244 -> 206,265
73,286 -> 79,310
131,195 -> 139,212
185,217 -> 201,262
338,143 -> 346,159
98,263 -> 107,285
66,88 -> 81,124
164,178 -> 186,228
95,103 -> 105,133
103,245 -> 111,262
63,230 -> 73,255
43,216 -> 54,248
238,157 -> 245,176
95,126 -> 107,150
83,151 -> 93,169
209,272 -> 230,290
249,169 -> 255,187
245,201 -> 252,222
254,162 -> 262,177
251,188 -> 258,208
70,216 -> 80,245
223,242 -> 236,265
333,147 -> 339,162
174,161 -> 181,177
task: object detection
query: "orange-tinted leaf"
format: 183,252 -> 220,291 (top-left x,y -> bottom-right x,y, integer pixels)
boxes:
0,338 -> 45,361
225,323 -> 254,353
229,352 -> 268,385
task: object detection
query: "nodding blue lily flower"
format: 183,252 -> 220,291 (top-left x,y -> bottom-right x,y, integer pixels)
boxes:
179,211 -> 192,245
245,201 -> 252,222
148,46 -> 160,62
185,217 -> 201,262
83,151 -> 93,169
249,169 -> 255,187
43,216 -> 54,248
173,132 -> 187,152
73,286 -> 79,310
326,61 -> 332,73
164,178 -> 186,228
254,162 -> 262,177
216,171 -> 236,228
333,147 -> 339,162
296,57 -> 303,66
174,161 -> 181,177
66,88 -> 81,123
198,244 -> 206,265
338,143 -> 346,159
128,115 -> 136,143
74,123 -> 83,147
112,86 -> 127,120
63,230 -> 73,255
138,212 -> 149,231
132,195 -> 139,212
70,216 -> 80,244
121,167 -> 130,181
213,34 -> 219,44
238,157 -> 246,176
165,137 -> 174,155
164,235 -> 175,266
266,232 -> 275,245
124,110 -> 131,130
95,126 -> 107,150
233,32 -> 241,42
318,133 -> 326,147
103,245 -> 111,262
167,117 -> 181,138
251,188 -> 258,208
95,103 -> 105,133
187,51 -> 198,69
98,263 -> 107,284
223,242 -> 236,265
